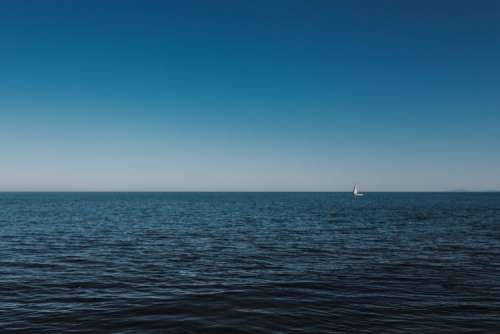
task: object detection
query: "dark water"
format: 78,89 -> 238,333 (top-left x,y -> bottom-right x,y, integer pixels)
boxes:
1,192 -> 499,333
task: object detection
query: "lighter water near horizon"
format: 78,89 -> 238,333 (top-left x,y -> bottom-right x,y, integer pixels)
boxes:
1,192 -> 499,333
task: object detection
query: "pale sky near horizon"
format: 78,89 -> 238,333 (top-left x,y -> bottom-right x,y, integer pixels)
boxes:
1,0 -> 499,191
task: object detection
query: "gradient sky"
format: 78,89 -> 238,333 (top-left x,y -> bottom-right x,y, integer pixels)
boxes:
1,0 -> 499,191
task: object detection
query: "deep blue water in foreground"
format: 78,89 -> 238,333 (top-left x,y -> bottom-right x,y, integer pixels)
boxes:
1,192 -> 499,333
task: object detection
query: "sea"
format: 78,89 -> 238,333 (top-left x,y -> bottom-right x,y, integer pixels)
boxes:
1,192 -> 499,333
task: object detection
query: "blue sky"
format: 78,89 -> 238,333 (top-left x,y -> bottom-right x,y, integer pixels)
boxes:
1,0 -> 499,191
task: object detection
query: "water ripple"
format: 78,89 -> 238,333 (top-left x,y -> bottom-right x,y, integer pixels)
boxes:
0,192 -> 499,333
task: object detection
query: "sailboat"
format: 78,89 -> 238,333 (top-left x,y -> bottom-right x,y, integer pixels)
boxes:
353,184 -> 364,197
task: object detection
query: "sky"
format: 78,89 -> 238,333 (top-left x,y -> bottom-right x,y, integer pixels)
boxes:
1,0 -> 499,191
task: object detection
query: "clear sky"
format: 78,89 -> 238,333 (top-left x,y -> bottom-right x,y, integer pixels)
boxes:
1,0 -> 499,191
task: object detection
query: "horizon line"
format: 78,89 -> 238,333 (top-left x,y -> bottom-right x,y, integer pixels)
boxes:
1,190 -> 499,193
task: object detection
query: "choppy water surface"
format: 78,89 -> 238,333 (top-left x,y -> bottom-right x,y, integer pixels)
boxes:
1,192 -> 499,333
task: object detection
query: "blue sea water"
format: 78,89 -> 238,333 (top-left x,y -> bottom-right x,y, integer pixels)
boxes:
0,192 -> 499,333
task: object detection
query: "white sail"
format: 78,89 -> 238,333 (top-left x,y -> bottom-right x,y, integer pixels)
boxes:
353,184 -> 363,197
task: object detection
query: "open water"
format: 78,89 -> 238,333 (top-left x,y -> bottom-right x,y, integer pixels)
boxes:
0,192 -> 499,333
